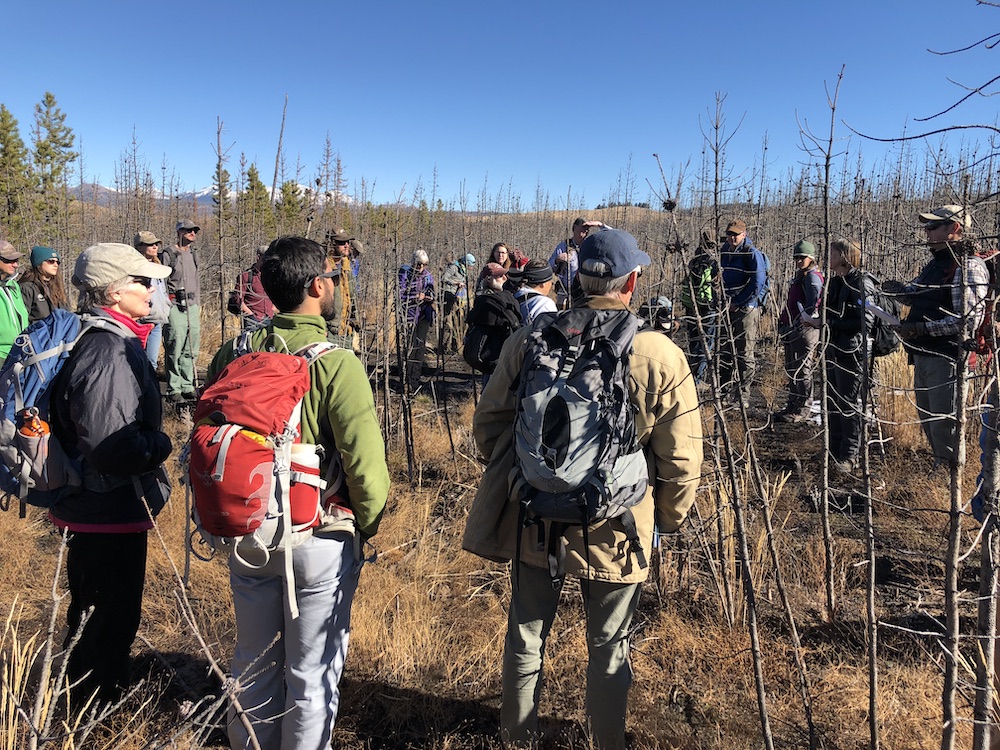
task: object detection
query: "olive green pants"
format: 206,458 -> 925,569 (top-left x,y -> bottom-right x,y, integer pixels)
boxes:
501,562 -> 641,750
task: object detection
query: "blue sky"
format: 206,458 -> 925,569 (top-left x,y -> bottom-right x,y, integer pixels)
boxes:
2,0 -> 997,208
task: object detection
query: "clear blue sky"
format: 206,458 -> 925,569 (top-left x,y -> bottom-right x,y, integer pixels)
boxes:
1,0 -> 997,209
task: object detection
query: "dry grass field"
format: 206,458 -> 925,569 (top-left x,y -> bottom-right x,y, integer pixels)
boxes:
0,339 -> 992,749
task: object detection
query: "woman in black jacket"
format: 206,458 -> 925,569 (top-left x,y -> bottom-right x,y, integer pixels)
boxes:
803,239 -> 876,473
18,245 -> 69,323
50,242 -> 172,704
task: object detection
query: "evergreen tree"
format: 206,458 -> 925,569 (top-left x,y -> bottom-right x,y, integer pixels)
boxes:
235,163 -> 276,243
0,104 -> 35,241
32,92 -> 77,224
276,180 -> 304,234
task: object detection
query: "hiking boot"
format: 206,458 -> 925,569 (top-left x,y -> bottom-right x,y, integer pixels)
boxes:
833,458 -> 856,475
787,409 -> 812,424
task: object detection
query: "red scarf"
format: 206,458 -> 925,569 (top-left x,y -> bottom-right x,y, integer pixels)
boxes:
101,307 -> 154,347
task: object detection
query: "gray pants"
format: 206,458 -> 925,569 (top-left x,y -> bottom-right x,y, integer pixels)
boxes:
719,306 -> 761,397
501,562 -> 641,750
227,532 -> 360,750
782,325 -> 819,412
913,353 -> 959,465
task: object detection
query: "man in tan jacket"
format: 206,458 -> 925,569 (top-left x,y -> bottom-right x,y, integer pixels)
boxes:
463,228 -> 703,749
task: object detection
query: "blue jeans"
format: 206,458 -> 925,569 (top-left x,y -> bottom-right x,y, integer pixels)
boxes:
144,323 -> 162,368
227,532 -> 361,750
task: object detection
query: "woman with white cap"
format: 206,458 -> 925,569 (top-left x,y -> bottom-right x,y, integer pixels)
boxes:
49,242 -> 173,705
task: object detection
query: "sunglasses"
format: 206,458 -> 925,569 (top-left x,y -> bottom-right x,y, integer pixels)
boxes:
923,219 -> 953,231
304,269 -> 339,287
414,263 -> 427,268
335,240 -> 350,246
726,231 -> 742,237
0,256 -> 19,264
131,276 -> 153,287
183,228 -> 199,234
43,258 -> 60,264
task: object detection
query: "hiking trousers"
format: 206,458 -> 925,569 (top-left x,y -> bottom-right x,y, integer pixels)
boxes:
65,531 -> 148,704
913,353 -> 959,466
501,562 -> 641,750
164,302 -> 201,397
227,531 -> 360,750
782,325 -> 819,412
719,306 -> 760,397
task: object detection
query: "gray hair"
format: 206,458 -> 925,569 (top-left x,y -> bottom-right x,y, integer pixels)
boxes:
578,268 -> 637,296
481,276 -> 505,293
77,276 -> 131,312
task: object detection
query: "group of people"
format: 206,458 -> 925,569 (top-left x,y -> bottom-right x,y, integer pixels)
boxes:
3,202 -> 994,750
680,204 -> 988,474
0,234 -> 388,750
400,219 -> 617,389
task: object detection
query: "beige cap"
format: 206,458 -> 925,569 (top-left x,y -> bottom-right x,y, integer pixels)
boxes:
918,205 -> 970,230
0,240 -> 20,260
134,231 -> 161,247
72,243 -> 172,291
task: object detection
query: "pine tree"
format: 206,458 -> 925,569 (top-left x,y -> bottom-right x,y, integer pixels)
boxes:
32,92 -> 77,226
276,180 -> 304,234
0,104 -> 35,241
235,163 -> 276,244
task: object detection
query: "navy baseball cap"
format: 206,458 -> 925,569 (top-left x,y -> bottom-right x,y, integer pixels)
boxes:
578,229 -> 651,278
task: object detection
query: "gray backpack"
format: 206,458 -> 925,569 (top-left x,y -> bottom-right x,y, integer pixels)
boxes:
509,307 -> 650,581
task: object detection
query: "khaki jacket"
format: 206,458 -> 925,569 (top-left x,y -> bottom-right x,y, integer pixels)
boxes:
462,297 -> 703,583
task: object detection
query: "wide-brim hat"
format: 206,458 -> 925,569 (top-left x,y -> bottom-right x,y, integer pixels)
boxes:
73,243 -> 172,291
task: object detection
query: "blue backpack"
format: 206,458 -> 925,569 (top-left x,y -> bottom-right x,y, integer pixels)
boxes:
756,250 -> 772,309
0,309 -> 122,509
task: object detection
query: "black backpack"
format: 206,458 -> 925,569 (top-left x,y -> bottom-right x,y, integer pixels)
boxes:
865,273 -> 902,358
463,291 -> 522,373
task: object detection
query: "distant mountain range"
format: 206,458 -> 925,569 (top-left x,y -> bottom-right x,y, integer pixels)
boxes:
69,182 -> 347,208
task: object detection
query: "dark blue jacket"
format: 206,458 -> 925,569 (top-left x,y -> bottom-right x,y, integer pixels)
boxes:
721,238 -> 767,309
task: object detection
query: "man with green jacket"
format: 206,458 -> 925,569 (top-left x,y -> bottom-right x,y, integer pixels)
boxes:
0,240 -> 29,366
208,236 -> 390,750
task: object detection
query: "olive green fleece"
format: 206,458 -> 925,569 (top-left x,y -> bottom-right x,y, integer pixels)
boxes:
207,313 -> 390,538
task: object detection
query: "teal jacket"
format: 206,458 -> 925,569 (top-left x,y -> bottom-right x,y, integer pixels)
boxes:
0,276 -> 29,363
208,313 -> 390,538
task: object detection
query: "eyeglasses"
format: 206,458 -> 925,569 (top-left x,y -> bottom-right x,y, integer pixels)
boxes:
0,256 -> 19,264
131,276 -> 153,288
42,258 -> 60,264
923,219 -> 952,231
304,269 -> 339,287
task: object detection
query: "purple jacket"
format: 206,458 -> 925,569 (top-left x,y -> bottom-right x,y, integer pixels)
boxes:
399,265 -> 435,324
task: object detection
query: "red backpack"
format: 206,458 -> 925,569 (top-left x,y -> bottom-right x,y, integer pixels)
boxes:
184,340 -> 349,617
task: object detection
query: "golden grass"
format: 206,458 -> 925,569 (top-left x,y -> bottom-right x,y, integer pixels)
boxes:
0,353 -> 993,748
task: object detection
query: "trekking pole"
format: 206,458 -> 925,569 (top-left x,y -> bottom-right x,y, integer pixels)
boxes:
183,483 -> 192,588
